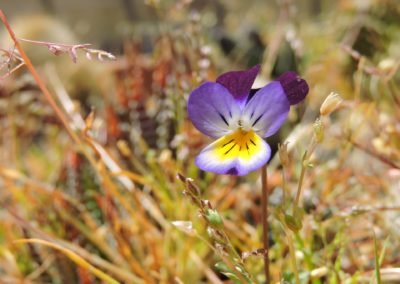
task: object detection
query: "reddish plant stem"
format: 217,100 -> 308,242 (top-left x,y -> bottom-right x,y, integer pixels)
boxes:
19,37 -> 91,48
261,165 -> 270,283
0,9 -> 97,168
351,139 -> 399,169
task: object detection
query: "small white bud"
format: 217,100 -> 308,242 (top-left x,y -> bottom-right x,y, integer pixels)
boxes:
320,92 -> 343,116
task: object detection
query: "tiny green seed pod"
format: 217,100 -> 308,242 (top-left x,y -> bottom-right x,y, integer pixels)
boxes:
205,209 -> 224,228
313,118 -> 324,143
284,214 -> 302,232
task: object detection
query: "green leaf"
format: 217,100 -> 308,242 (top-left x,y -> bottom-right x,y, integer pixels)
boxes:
372,230 -> 381,284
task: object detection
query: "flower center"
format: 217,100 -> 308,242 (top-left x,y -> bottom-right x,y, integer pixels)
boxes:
236,116 -> 254,132
214,129 -> 262,161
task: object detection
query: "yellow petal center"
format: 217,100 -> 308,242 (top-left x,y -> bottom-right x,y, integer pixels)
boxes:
214,130 -> 262,161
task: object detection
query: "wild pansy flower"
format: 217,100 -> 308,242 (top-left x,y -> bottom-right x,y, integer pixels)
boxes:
188,65 -> 309,176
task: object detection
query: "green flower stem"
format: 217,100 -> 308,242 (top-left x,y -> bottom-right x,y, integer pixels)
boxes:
293,151 -> 308,214
281,169 -> 287,206
287,231 -> 300,284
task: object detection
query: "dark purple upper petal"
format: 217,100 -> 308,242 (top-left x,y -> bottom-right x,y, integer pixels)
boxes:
276,71 -> 309,105
216,64 -> 260,107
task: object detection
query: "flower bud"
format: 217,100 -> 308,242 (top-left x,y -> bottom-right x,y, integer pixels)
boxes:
278,142 -> 290,167
284,214 -> 302,232
313,118 -> 324,143
320,92 -> 343,116
205,209 -> 224,228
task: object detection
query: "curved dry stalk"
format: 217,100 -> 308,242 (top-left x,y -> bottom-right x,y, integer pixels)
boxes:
7,211 -> 145,283
0,9 -> 98,169
13,239 -> 121,284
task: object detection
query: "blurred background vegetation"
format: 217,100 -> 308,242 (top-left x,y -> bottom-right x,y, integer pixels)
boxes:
0,0 -> 399,283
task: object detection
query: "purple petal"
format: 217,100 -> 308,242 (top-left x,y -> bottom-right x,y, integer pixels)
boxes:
187,82 -> 241,138
242,81 -> 290,138
276,71 -> 309,105
195,131 -> 271,176
216,64 -> 260,108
